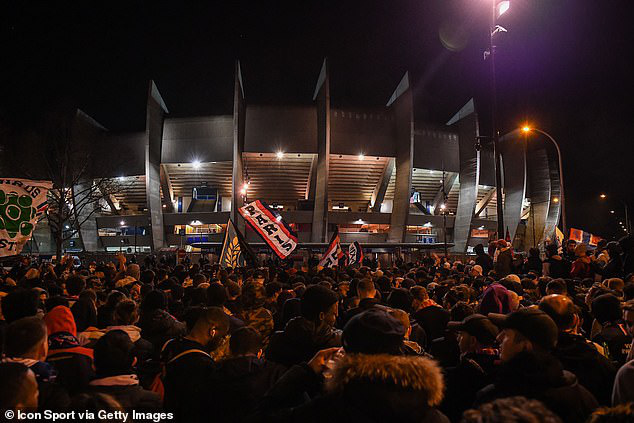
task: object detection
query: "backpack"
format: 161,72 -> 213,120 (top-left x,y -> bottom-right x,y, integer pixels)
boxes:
149,339 -> 211,402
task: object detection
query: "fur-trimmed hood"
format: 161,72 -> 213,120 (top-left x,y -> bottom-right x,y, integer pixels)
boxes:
326,353 -> 445,407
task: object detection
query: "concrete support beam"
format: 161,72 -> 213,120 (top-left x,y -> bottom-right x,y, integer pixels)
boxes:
160,164 -> 175,213
387,73 -> 414,243
525,148 -> 551,248
431,172 -> 458,215
306,153 -> 317,201
232,61 -> 246,233
74,182 -> 100,252
543,148 -> 562,243
371,158 -> 395,212
475,188 -> 496,217
500,130 -> 527,243
311,59 -> 330,242
145,80 -> 169,251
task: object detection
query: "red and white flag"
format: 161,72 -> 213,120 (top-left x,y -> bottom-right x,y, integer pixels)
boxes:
239,200 -> 298,259
319,227 -> 343,268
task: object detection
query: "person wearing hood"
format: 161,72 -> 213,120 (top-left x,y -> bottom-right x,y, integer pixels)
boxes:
478,308 -> 598,423
43,305 -> 95,394
539,294 -> 616,405
267,285 -> 342,368
442,314 -> 500,421
258,307 -> 449,423
493,240 -> 513,278
85,330 -> 161,411
3,316 -> 70,410
138,290 -> 186,354
479,283 -> 512,315
107,300 -> 154,363
206,327 -> 287,422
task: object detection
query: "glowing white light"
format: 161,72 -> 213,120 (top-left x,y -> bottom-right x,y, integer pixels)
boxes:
192,160 -> 201,169
424,222 -> 433,228
118,176 -> 125,181
276,151 -> 284,159
276,215 -> 282,222
120,221 -> 125,226
240,188 -> 247,195
358,154 -> 365,160
190,220 -> 202,226
440,203 -> 446,210
497,1 -> 510,17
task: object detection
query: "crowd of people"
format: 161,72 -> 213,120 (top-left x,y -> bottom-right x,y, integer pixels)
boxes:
0,234 -> 633,422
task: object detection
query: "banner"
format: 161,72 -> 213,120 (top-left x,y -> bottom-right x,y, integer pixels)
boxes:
0,178 -> 52,257
219,219 -> 245,268
348,241 -> 363,266
569,228 -> 583,243
569,227 -> 602,247
319,228 -> 343,268
239,200 -> 298,259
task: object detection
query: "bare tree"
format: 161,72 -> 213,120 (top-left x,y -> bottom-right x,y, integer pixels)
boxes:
2,102 -> 137,258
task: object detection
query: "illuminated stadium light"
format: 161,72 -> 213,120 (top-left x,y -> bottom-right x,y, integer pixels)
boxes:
276,151 -> 284,159
192,160 -> 201,169
358,154 -> 365,160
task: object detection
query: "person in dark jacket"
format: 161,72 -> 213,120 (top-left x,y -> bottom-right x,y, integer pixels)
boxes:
474,244 -> 494,276
442,314 -> 500,421
524,247 -> 543,275
481,308 -> 598,423
97,290 -> 126,329
43,305 -> 95,395
138,290 -> 186,354
591,293 -> 631,366
71,289 -> 98,332
539,294 -> 617,405
493,240 -> 513,278
543,243 -> 571,279
267,285 -> 342,367
85,330 -> 161,410
259,308 -> 449,423
162,307 -> 229,421
2,317 -> 70,410
207,327 -> 286,422
341,278 -> 380,324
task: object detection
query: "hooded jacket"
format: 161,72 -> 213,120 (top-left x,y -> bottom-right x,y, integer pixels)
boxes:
44,305 -> 95,394
86,374 -> 161,411
267,316 -> 342,367
476,350 -> 598,423
260,353 -> 449,423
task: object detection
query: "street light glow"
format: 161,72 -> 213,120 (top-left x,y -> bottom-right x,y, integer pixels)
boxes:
521,126 -> 531,133
276,151 -> 284,159
440,203 -> 446,210
240,187 -> 247,195
120,221 -> 125,226
600,193 -> 607,199
497,1 -> 510,18
552,197 -> 559,203
192,160 -> 201,169
611,210 -> 615,214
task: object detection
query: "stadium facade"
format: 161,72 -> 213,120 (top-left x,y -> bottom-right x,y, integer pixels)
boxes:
26,60 -> 561,257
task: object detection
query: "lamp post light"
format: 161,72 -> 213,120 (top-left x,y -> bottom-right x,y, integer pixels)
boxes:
521,126 -> 567,237
599,194 -> 631,235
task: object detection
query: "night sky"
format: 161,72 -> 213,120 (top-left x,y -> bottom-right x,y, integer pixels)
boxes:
1,1 -> 633,239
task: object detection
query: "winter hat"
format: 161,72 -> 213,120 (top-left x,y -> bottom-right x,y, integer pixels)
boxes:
300,285 -> 339,321
448,313 -> 499,346
480,284 -> 512,315
343,308 -> 405,355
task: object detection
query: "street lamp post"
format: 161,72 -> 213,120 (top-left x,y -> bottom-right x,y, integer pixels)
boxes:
489,1 -> 505,239
600,194 -> 631,235
522,126 -> 567,237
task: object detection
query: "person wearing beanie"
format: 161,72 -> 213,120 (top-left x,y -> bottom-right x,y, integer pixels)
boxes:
266,285 -> 342,367
478,308 -> 598,423
591,293 -> 632,366
260,308 -> 449,422
43,305 -> 95,394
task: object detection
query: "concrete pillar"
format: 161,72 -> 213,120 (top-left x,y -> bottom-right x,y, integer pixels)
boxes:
500,130 -> 527,243
447,99 -> 480,253
371,158 -> 395,212
74,182 -> 100,252
311,59 -> 330,242
543,148 -> 562,243
525,148 -> 551,248
387,73 -> 414,243
232,61 -> 247,234
145,80 -> 169,251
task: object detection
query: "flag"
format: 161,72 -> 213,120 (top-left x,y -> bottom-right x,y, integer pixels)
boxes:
505,227 -> 511,242
319,227 -> 344,268
0,178 -> 52,257
555,227 -> 565,246
219,219 -> 256,268
589,234 -> 602,247
569,228 -> 583,243
239,200 -> 298,259
348,241 -> 363,266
